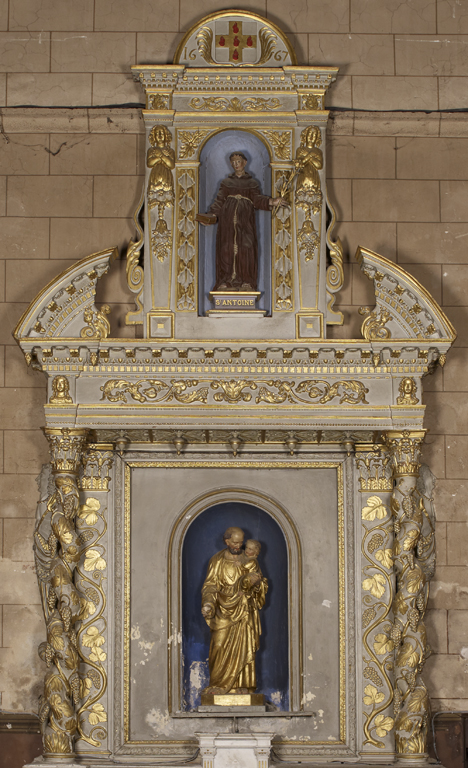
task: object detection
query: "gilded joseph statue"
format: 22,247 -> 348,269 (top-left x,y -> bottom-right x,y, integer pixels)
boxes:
201,526 -> 268,695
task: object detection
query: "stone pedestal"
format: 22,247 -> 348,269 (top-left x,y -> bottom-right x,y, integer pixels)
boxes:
197,733 -> 273,768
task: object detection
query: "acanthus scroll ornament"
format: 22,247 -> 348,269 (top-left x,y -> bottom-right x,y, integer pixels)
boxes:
359,307 -> 392,341
189,96 -> 281,112
80,306 -> 111,340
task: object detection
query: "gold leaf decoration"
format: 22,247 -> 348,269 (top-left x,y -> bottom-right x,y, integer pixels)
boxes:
406,569 -> 423,594
393,592 -> 408,615
373,633 -> 394,655
396,641 -> 420,668
403,529 -> 419,551
362,573 -> 386,599
375,548 -> 393,569
78,498 -> 101,526
374,714 -> 394,737
363,684 -> 385,706
89,645 -> 107,663
407,687 -> 429,714
83,549 -> 107,572
88,702 -> 107,725
362,496 -> 388,521
82,626 -> 105,649
395,711 -> 415,732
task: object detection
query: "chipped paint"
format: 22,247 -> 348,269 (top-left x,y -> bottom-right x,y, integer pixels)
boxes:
301,691 -> 316,704
308,653 -> 313,660
146,708 -> 171,735
321,599 -> 331,608
167,631 -> 182,645
131,624 -> 141,640
270,691 -> 283,707
460,647 -> 468,660
185,660 -> 210,709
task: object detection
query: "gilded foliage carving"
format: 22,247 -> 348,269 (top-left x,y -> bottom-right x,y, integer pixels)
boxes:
147,126 -> 175,264
386,432 -> 435,756
273,171 -> 293,310
189,96 -> 281,112
361,493 -> 395,749
178,129 -> 212,160
100,378 -> 209,404
359,307 -> 392,341
80,306 -> 111,340
34,428 -> 88,757
176,169 -> 196,310
260,130 -> 292,160
75,496 -> 108,747
100,377 -> 369,406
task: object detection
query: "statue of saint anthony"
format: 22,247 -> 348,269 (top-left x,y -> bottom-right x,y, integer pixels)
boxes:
197,152 -> 286,292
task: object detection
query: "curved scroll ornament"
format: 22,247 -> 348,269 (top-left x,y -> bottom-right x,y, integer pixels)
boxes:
147,126 -> 175,263
99,377 -> 369,406
189,96 -> 281,112
126,187 -> 145,325
386,431 -> 434,757
359,307 -> 392,341
195,25 -> 277,66
34,428 -> 88,758
80,306 -> 111,340
325,182 -> 345,323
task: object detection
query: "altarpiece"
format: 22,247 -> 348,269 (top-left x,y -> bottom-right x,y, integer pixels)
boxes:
13,11 -> 456,768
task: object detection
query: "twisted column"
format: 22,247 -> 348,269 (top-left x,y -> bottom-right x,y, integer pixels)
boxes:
387,430 -> 435,762
34,427 -> 88,760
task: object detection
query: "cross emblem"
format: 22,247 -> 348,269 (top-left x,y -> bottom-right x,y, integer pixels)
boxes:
215,21 -> 257,63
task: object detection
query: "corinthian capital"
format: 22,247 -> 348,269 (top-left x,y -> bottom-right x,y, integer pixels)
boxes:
43,427 -> 88,473
385,430 -> 426,478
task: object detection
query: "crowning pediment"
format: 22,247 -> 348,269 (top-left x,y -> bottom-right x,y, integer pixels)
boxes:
14,247 -> 117,342
356,246 -> 456,343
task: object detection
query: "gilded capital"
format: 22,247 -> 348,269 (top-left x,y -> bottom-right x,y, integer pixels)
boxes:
385,430 -> 425,478
43,427 -> 88,474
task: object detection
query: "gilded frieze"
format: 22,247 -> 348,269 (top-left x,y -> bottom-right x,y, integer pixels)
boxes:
189,96 -> 281,111
100,377 -> 369,406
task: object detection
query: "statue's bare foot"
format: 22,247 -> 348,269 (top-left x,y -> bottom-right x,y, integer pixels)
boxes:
202,686 -> 224,695
218,283 -> 228,290
240,283 -> 253,291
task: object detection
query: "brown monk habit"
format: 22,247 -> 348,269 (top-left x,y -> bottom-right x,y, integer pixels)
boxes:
209,172 -> 272,291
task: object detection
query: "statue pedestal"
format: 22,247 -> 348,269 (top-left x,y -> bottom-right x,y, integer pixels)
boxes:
207,290 -> 266,316
200,692 -> 265,706
197,733 -> 273,768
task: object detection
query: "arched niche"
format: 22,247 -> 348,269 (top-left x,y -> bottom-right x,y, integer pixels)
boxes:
168,488 -> 303,713
198,130 -> 272,316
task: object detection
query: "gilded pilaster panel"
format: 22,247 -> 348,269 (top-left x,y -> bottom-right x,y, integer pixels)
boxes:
273,168 -> 293,310
34,428 -> 88,759
386,431 -> 434,759
74,445 -> 114,757
356,443 -> 395,758
176,167 -> 197,311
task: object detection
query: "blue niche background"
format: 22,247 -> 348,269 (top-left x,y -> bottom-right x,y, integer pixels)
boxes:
181,501 -> 289,711
198,130 -> 272,316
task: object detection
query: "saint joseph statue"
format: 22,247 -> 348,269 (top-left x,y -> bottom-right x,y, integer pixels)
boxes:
197,153 -> 286,292
201,526 -> 268,695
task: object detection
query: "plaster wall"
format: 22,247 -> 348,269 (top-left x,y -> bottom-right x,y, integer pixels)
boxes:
0,0 -> 467,723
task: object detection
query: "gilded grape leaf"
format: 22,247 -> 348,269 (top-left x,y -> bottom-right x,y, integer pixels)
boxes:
363,573 -> 386,598
375,548 -> 393,569
373,633 -> 394,655
362,496 -> 388,521
363,684 -> 385,706
374,714 -> 394,737
84,549 -> 106,572
88,702 -> 107,725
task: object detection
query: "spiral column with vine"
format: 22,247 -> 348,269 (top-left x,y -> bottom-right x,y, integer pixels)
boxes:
35,427 -> 88,760
387,430 -> 435,760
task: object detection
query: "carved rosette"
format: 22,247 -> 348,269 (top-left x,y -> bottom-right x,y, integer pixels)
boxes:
35,428 -> 88,758
356,443 -> 395,755
386,430 -> 434,759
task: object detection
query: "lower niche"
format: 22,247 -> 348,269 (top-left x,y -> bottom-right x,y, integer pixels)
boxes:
181,501 -> 289,711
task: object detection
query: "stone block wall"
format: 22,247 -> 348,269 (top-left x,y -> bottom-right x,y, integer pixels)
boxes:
0,0 -> 467,722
